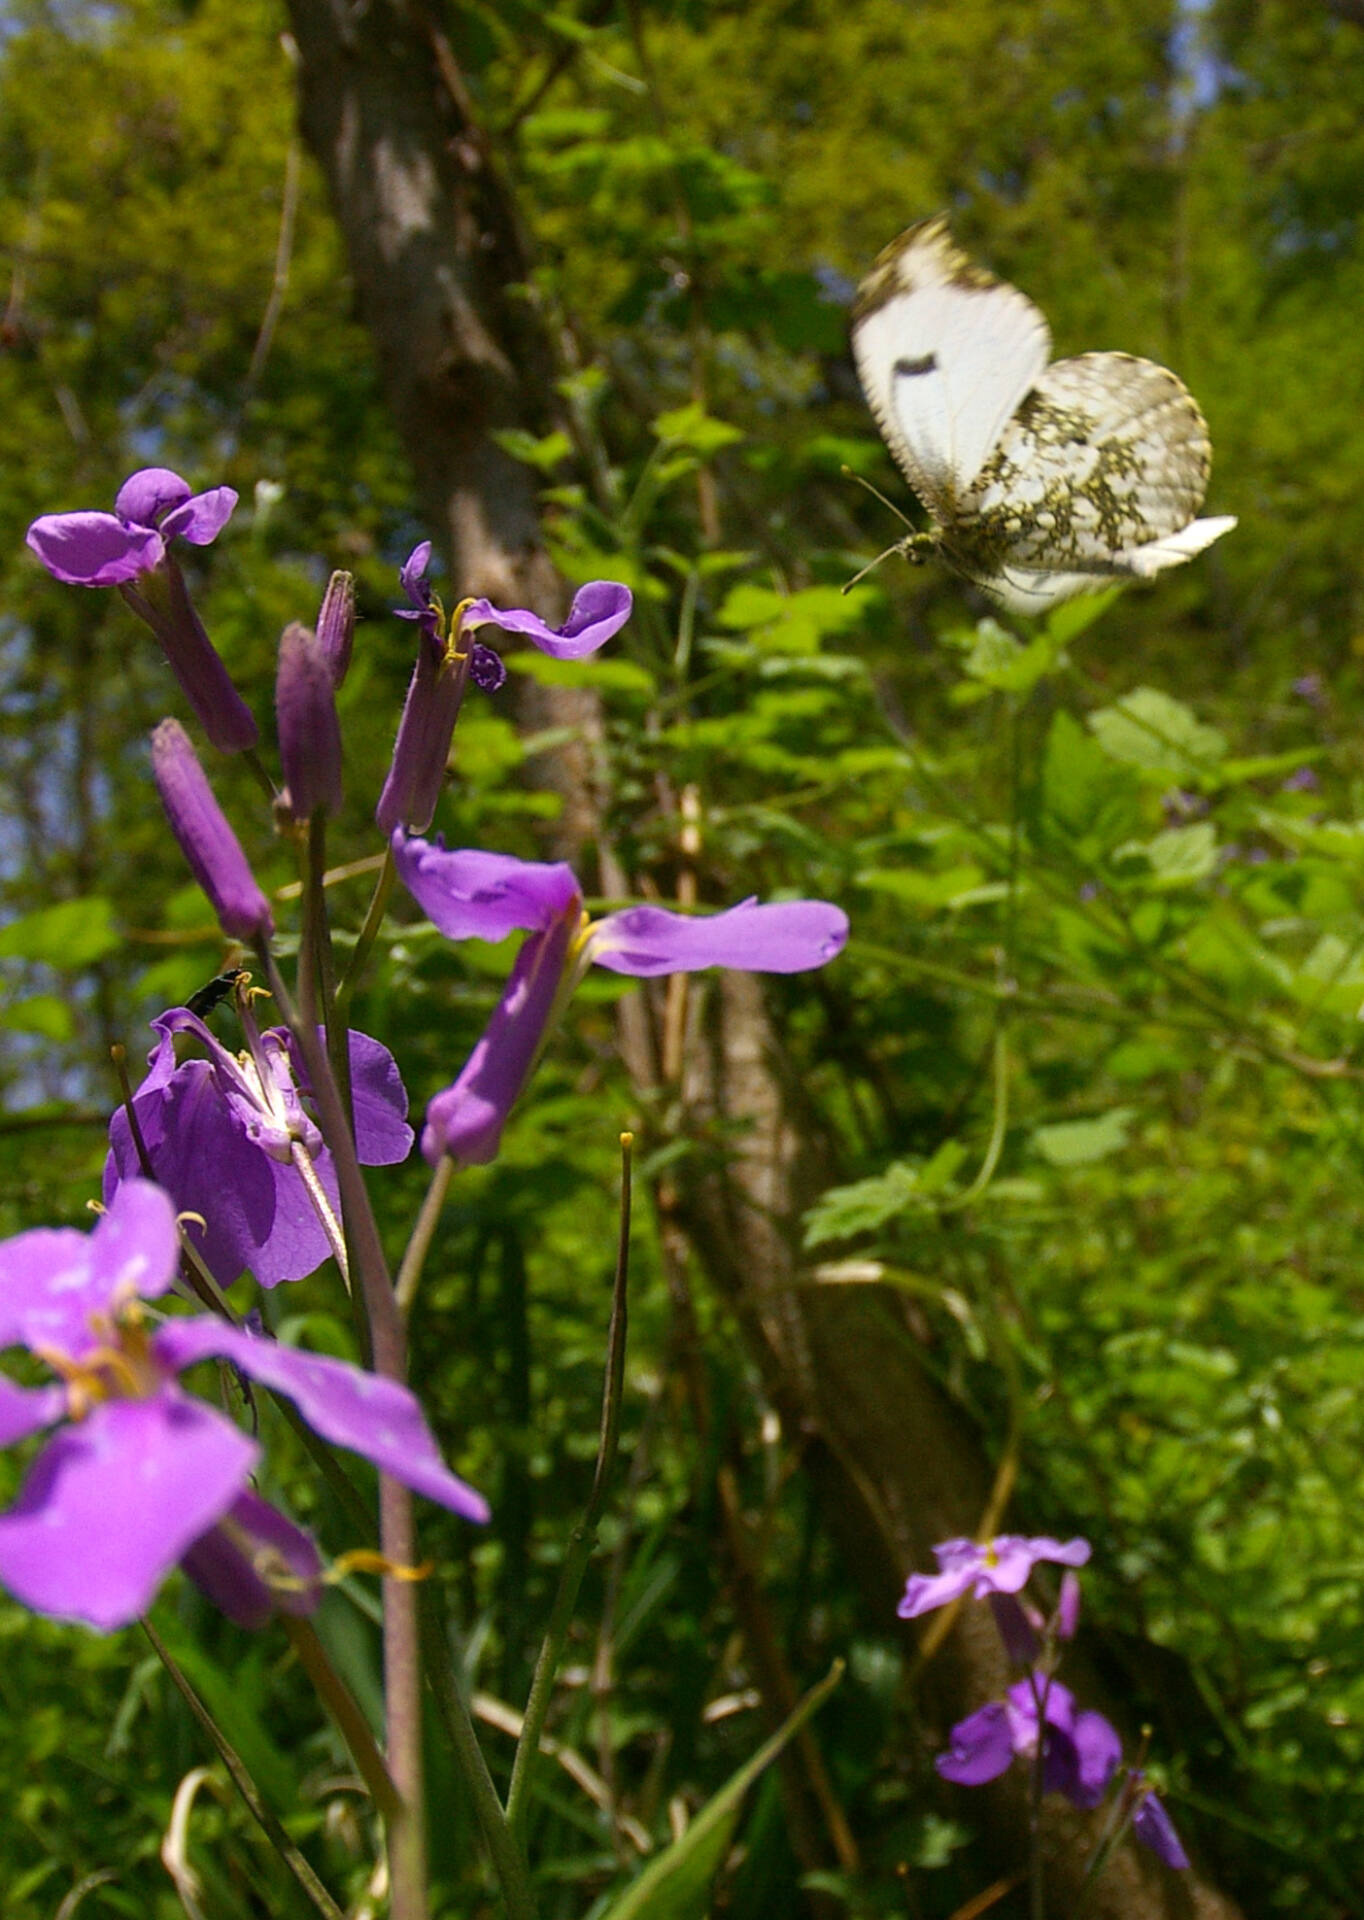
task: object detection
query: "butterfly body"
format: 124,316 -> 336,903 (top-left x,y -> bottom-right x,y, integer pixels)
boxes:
851,218 -> 1235,611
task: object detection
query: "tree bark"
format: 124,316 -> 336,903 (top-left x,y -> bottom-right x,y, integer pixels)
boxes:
282,9 -> 1244,1913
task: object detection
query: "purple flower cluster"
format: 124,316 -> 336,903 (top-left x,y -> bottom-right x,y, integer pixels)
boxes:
900,1532 -> 1190,1872
12,482 -> 852,1664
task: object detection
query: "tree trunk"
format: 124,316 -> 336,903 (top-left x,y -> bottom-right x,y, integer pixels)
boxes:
282,8 -> 1243,1913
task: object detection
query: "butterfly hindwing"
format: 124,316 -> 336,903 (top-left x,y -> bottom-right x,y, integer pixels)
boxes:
850,216 -> 1051,516
962,354 -> 1213,565
850,221 -> 1235,608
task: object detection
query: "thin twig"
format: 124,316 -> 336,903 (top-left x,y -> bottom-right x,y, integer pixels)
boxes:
141,1618 -> 346,1920
506,1134 -> 633,1838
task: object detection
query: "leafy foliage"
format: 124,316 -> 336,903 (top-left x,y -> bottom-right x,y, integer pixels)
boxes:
4,0 -> 1364,1916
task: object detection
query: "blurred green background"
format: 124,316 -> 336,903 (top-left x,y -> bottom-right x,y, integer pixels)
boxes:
2,1 -> 1364,1915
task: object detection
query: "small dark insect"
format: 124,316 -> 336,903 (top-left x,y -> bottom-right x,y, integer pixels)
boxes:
185,967 -> 249,1019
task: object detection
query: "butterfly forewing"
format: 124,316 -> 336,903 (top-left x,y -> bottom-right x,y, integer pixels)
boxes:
850,216 -> 1051,515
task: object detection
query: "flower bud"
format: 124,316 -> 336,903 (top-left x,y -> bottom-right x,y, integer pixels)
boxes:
151,719 -> 273,941
316,570 -> 355,687
276,622 -> 343,821
1056,1569 -> 1082,1641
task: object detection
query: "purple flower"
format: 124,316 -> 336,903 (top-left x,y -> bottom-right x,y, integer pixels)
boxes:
151,720 -> 273,942
938,1681 -> 1121,1811
276,622 -> 343,821
1281,766 -> 1320,794
898,1535 -> 1092,1619
463,579 -> 634,661
105,1008 -> 413,1289
392,835 -> 849,1166
26,468 -> 237,588
0,1181 -> 487,1630
28,469 -> 255,753
376,547 -> 633,834
1131,1781 -> 1190,1868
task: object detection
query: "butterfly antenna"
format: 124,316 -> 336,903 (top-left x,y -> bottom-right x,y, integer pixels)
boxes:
841,464 -> 915,530
841,542 -> 903,594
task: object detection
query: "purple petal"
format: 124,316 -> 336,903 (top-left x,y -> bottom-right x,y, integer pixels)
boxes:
1069,1709 -> 1122,1809
423,911 -> 577,1166
462,580 -> 632,660
181,1489 -> 321,1629
281,1027 -> 414,1167
1133,1789 -> 1190,1869
393,834 -> 581,942
0,1390 -> 256,1630
159,486 -> 238,547
898,1538 -> 983,1619
936,1702 -> 1015,1785
0,1180 -> 180,1357
115,468 -> 192,526
399,541 -> 433,609
151,720 -> 273,941
105,1056 -> 335,1291
587,898 -> 848,977
985,1534 -> 1092,1595
26,511 -> 164,586
0,1377 -> 66,1445
156,1319 -> 489,1523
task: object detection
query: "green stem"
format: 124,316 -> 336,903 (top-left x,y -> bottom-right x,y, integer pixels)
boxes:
507,1135 -> 633,1840
395,1155 -> 454,1320
283,1616 -> 402,1825
142,1618 -> 346,1920
335,847 -> 397,1026
419,1589 -> 538,1920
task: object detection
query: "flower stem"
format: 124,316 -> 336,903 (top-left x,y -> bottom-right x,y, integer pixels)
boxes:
282,1616 -> 402,1825
142,1617 -> 346,1920
256,939 -> 427,1920
335,846 -> 397,1026
507,1134 -> 633,1841
395,1155 -> 454,1320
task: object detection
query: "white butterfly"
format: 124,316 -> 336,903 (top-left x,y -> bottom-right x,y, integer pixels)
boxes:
850,217 -> 1236,612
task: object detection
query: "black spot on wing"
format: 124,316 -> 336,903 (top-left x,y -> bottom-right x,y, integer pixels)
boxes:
895,353 -> 938,377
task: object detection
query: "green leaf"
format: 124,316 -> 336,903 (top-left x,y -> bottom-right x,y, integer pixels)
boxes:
1088,686 -> 1227,783
597,1662 -> 843,1920
491,427 -> 573,472
1032,1107 -> 1137,1167
651,402 -> 745,456
0,992 -> 74,1040
1035,709 -> 1143,854
947,617 -> 1064,698
804,1142 -> 968,1245
1043,587 -> 1121,646
1114,821 -> 1219,888
0,896 -> 119,968
713,582 -> 869,654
